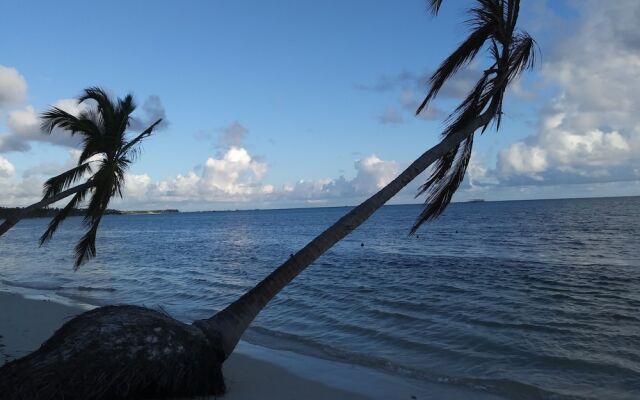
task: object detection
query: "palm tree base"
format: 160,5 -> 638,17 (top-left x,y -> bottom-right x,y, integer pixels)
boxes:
0,305 -> 227,399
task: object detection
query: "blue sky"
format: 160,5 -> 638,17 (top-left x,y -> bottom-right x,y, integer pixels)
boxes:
1,0 -> 639,210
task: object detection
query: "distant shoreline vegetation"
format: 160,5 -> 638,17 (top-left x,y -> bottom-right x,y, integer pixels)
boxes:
0,208 -> 179,220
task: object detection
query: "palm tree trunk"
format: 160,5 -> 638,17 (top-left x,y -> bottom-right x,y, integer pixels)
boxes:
0,182 -> 93,237
195,111 -> 493,357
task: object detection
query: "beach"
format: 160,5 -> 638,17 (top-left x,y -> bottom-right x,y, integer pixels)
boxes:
2,199 -> 639,399
0,291 -> 365,399
0,291 -> 503,400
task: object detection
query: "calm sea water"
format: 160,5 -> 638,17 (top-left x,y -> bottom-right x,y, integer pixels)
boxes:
1,197 -> 639,399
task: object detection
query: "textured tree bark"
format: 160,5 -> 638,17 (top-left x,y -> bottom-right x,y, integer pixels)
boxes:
0,305 -> 226,399
195,111 -> 493,357
0,181 -> 93,237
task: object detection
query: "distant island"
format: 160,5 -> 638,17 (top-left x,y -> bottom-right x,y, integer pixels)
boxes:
119,209 -> 179,215
0,207 -> 179,220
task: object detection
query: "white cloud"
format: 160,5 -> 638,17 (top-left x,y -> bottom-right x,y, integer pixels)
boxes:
135,146 -> 271,205
0,70 -> 169,153
0,149 -> 104,208
200,147 -> 268,195
0,65 -> 27,110
0,100 -> 85,152
495,0 -> 640,186
107,146 -> 403,210
498,143 -> 547,180
0,156 -> 44,206
0,155 -> 15,178
123,173 -> 152,198
351,155 -> 399,193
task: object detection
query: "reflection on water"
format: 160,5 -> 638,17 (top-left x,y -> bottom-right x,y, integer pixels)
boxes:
1,197 -> 639,399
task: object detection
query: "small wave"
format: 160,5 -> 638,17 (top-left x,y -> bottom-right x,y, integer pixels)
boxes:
73,286 -> 117,292
1,279 -> 62,291
245,325 -> 576,400
462,377 -> 584,400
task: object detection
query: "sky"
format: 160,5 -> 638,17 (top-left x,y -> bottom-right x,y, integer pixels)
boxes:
1,0 -> 639,211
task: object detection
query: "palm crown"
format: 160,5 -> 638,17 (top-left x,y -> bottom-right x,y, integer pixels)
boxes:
39,87 -> 162,268
412,0 -> 536,232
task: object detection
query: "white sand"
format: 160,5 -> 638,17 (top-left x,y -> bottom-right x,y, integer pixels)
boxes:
0,291 -> 503,399
0,291 -> 364,399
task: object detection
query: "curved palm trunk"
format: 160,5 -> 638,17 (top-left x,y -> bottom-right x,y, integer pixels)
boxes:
195,111 -> 493,357
0,182 -> 93,237
0,112 -> 493,400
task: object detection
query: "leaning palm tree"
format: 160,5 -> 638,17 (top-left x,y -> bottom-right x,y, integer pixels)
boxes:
0,1 -> 535,398
0,87 -> 162,267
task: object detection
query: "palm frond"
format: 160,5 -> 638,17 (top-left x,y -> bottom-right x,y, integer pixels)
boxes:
39,187 -> 90,245
114,94 -> 136,146
77,87 -> 115,128
119,118 -> 163,160
411,135 -> 474,233
38,87 -> 161,268
73,160 -> 127,267
42,162 -> 93,199
427,0 -> 444,15
471,0 -> 506,43
508,31 -> 536,80
442,70 -> 493,136
77,137 -> 107,165
40,108 -> 102,138
73,171 -> 112,268
74,221 -> 101,270
506,0 -> 520,37
412,0 -> 534,233
416,21 -> 494,115
76,108 -> 106,137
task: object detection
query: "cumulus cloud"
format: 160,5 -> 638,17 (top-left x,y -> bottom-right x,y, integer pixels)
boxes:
351,155 -> 399,193
130,146 -> 270,205
0,69 -> 169,153
0,154 -> 45,207
0,101 -> 85,152
110,147 -> 402,210
2,142 -> 404,211
0,155 -> 15,178
0,65 -> 27,110
494,0 -> 640,186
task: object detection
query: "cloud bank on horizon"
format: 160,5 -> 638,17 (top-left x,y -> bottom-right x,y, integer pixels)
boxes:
495,0 -> 640,187
1,0 -> 639,211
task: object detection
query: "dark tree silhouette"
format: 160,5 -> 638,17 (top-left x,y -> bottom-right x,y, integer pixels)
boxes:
0,1 -> 536,398
0,87 -> 162,267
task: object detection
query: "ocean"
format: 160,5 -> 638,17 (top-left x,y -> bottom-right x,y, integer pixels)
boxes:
1,197 -> 639,399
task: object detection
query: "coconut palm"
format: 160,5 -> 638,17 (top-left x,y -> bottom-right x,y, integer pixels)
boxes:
201,0 -> 537,362
0,87 -> 162,268
0,1 -> 535,398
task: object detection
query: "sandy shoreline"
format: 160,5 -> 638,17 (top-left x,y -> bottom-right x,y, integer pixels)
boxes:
0,291 -> 368,399
0,291 -> 503,399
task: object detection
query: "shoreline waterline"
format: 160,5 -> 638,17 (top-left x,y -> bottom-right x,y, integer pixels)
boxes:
2,198 -> 638,399
0,290 -> 502,399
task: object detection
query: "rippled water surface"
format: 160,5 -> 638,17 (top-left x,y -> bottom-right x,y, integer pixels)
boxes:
1,197 -> 639,399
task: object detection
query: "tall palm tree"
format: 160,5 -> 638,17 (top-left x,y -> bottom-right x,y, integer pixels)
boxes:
198,0 -> 537,359
0,1 -> 536,398
0,87 -> 162,267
